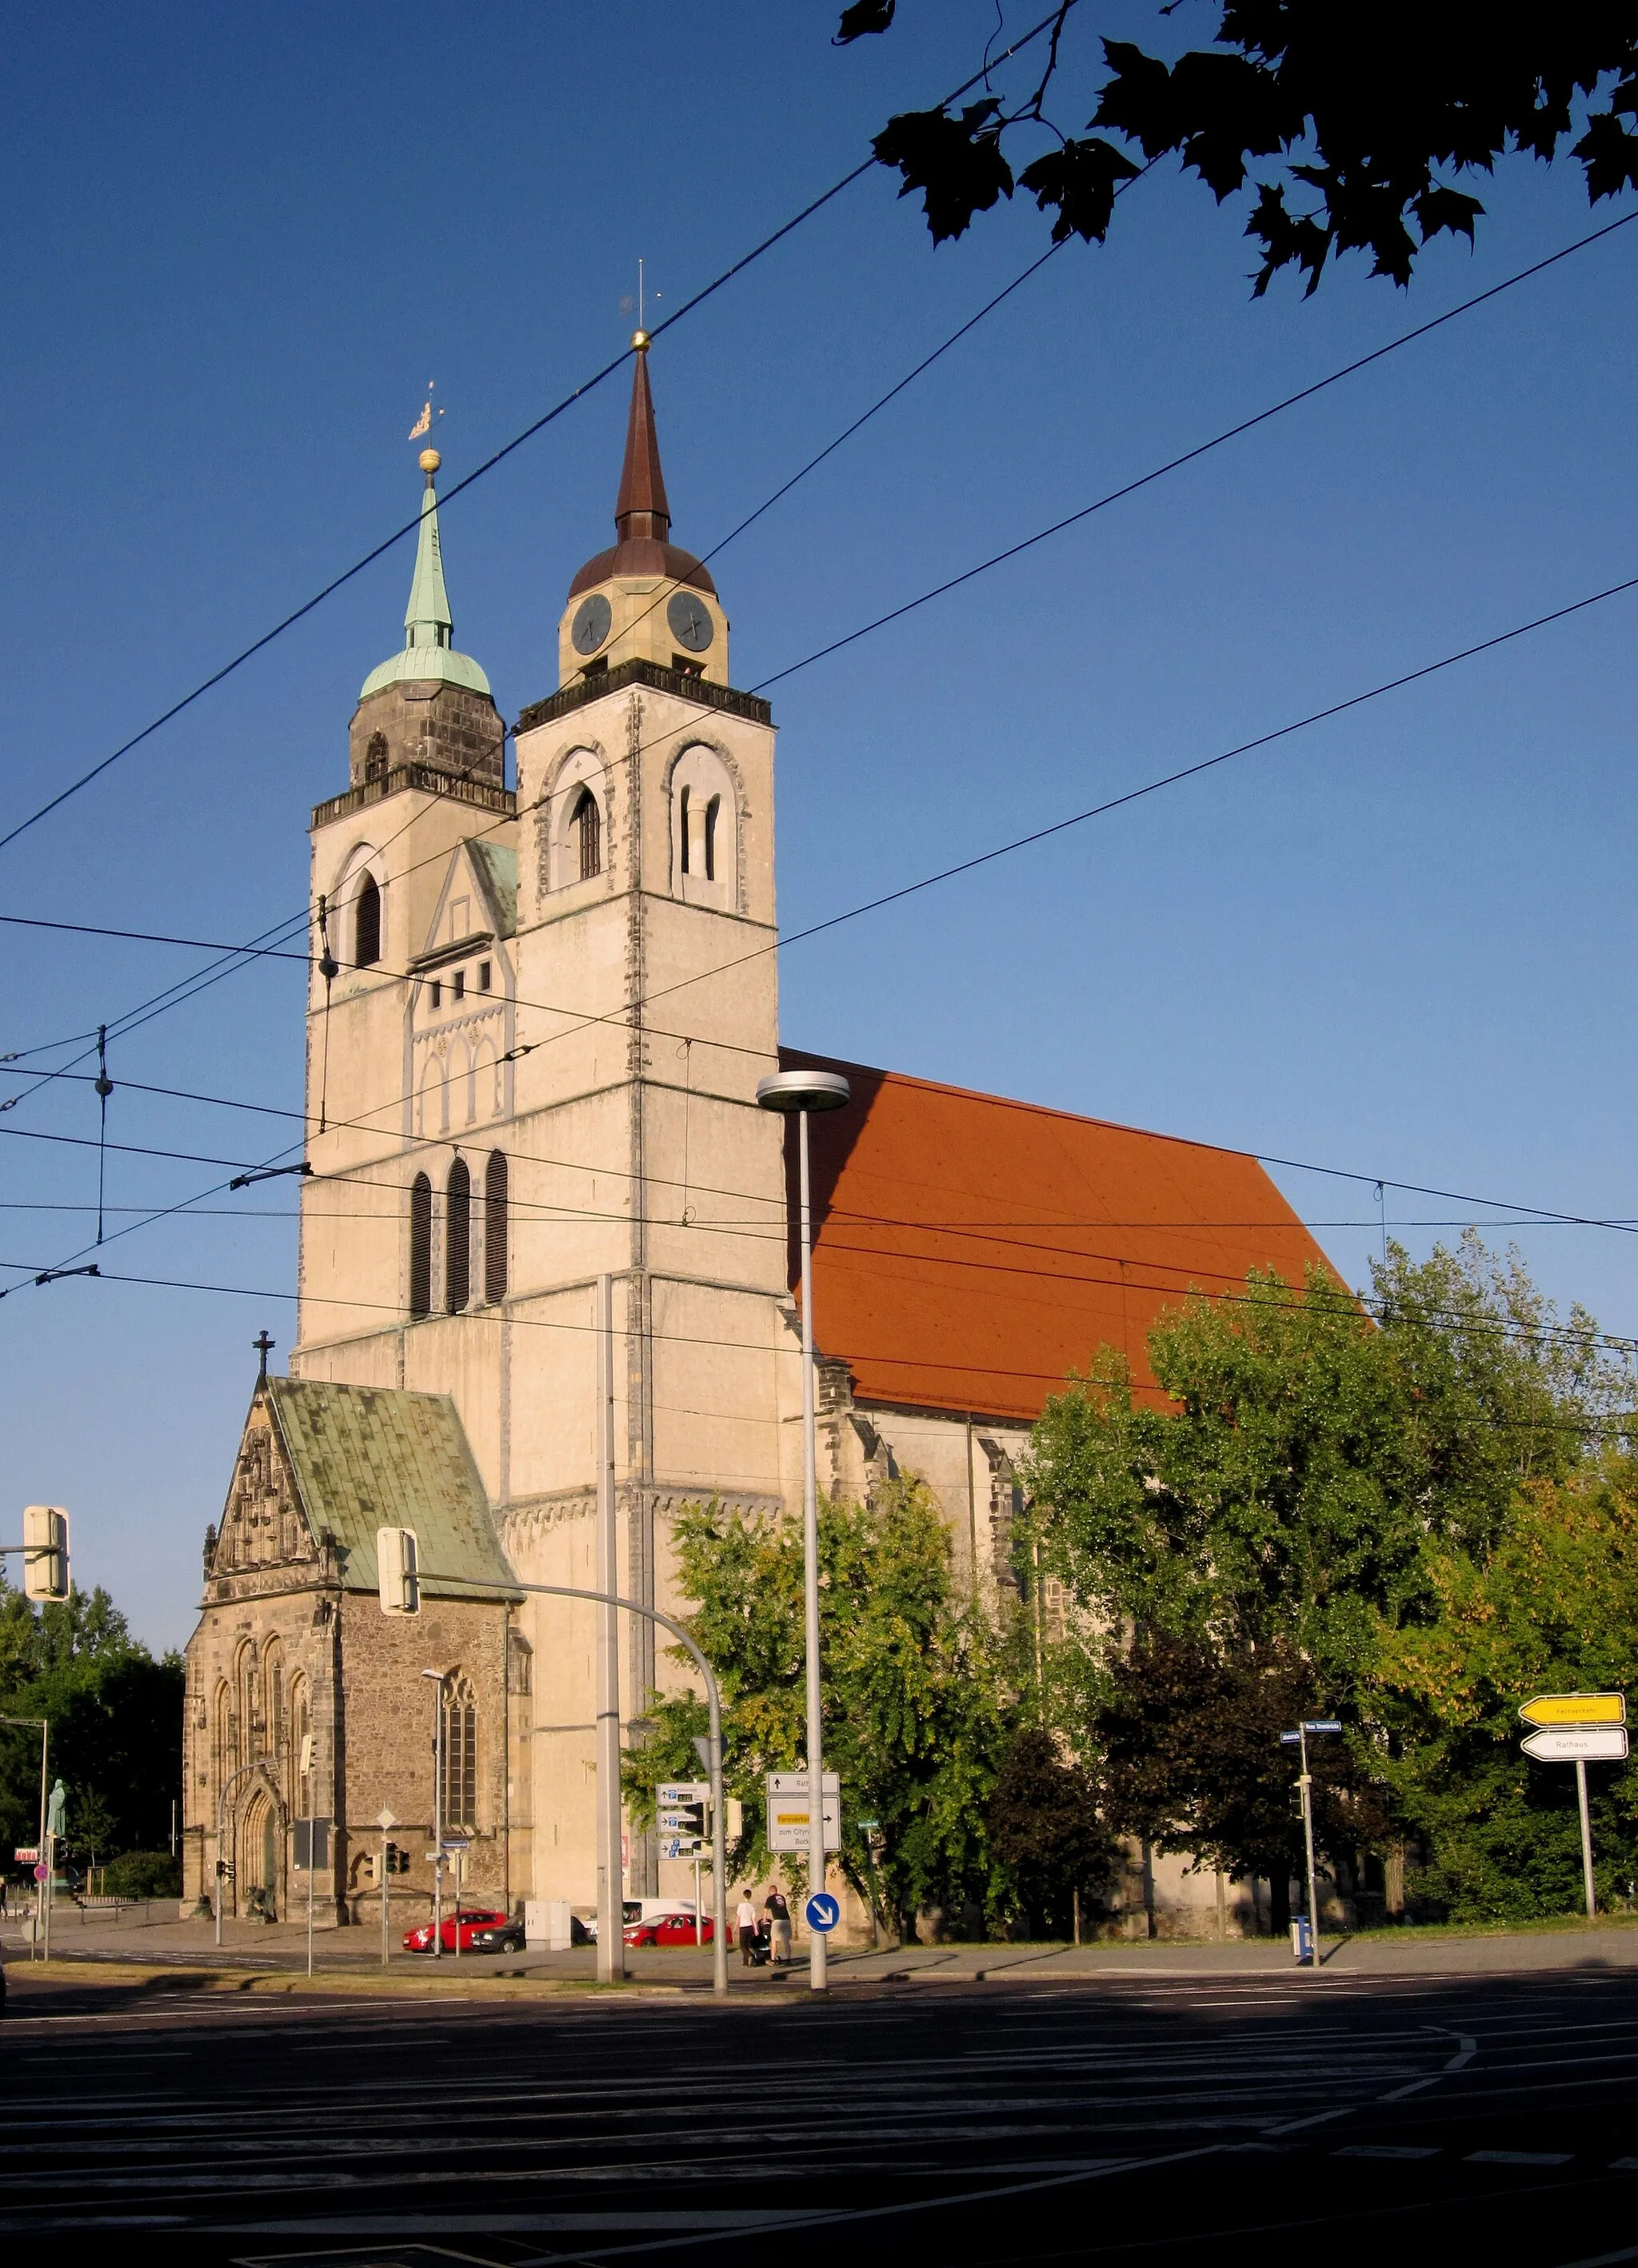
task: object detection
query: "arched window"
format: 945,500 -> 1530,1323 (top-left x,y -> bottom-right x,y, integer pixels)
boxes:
446,1158 -> 471,1313
485,1152 -> 509,1305
574,788 -> 601,881
669,745 -> 737,905
354,872 -> 382,967
365,731 -> 389,785
441,1674 -> 477,1831
214,1679 -> 234,1783
290,1675 -> 310,1799
409,1174 -> 432,1318
264,1641 -> 286,1759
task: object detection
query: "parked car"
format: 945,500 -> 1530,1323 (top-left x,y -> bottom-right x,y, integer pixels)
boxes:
584,1898 -> 693,1944
624,1909 -> 715,1947
402,1907 -> 525,1955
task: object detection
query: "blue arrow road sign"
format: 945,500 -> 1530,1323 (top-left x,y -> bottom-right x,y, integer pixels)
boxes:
805,1892 -> 840,1933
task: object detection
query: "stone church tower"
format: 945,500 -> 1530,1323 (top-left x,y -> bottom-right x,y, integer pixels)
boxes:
282,337 -> 801,1906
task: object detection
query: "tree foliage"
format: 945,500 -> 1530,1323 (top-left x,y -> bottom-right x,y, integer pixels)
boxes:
838,4 -> 1638,293
985,1725 -> 1117,1935
1025,1236 -> 1637,1922
1371,1465 -> 1638,1919
0,1577 -> 183,1874
627,1479 -> 1013,1931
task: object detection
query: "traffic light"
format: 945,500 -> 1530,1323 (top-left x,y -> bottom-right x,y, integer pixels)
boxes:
215,1859 -> 235,1881
384,1841 -> 410,1875
377,1525 -> 419,1615
22,1506 -> 70,1602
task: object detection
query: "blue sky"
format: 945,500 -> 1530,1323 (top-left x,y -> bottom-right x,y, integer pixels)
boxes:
5,2 -> 1638,1651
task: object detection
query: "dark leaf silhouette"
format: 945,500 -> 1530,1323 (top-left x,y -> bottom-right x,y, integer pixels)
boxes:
1018,136 -> 1141,243
835,0 -> 895,42
873,99 -> 1015,244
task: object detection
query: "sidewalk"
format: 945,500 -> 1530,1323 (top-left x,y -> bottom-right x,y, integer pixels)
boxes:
8,1909 -> 1638,1995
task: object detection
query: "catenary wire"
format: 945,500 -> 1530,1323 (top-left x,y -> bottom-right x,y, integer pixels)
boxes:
0,8 -> 1075,864
7,200 -> 1632,1081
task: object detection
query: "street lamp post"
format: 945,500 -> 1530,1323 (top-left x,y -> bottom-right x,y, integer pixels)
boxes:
1280,1718 -> 1341,1967
757,1066 -> 850,1993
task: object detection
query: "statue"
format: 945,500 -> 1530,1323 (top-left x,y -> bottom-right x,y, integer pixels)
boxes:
46,1779 -> 66,1841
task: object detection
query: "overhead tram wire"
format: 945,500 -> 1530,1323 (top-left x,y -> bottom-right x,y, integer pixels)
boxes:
9,198 -> 1633,1119
7,1254 -> 1636,1394
14,231 -> 1638,1286
15,539 -> 1638,1281
0,7 -> 1077,867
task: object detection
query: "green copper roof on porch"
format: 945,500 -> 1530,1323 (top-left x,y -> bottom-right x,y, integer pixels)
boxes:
359,449 -> 492,701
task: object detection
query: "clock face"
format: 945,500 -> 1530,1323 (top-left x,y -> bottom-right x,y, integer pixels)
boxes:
667,590 -> 713,653
572,593 -> 612,656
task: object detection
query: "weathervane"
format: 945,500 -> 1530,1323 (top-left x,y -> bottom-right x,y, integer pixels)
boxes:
408,380 -> 445,443
620,259 -> 661,334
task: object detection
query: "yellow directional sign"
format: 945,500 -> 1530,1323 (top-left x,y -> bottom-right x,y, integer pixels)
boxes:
1519,1692 -> 1626,1727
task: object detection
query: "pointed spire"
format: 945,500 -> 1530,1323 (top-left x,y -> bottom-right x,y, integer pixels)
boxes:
404,448 -> 453,650
614,333 -> 671,545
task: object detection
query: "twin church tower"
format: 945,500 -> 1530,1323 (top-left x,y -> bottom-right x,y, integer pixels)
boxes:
184,342 -> 816,1923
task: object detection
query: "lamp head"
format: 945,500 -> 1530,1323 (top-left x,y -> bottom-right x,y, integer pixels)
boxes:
756,1070 -> 851,1115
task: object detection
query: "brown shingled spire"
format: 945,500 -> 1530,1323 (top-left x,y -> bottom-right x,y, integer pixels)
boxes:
614,335 -> 671,545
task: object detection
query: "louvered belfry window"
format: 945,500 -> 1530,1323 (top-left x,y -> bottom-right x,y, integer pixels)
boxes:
485,1152 -> 509,1305
574,789 -> 601,880
354,873 -> 382,967
446,1158 -> 471,1313
409,1174 -> 432,1318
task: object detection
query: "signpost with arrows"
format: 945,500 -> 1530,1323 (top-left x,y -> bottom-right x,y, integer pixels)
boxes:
1518,1692 -> 1627,1918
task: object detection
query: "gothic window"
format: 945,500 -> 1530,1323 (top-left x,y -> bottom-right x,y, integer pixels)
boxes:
236,1642 -> 258,1760
704,795 -> 720,882
485,1152 -> 509,1305
574,789 -> 601,880
441,1674 -> 477,1831
354,873 -> 382,968
365,731 -> 389,784
264,1642 -> 286,1758
678,786 -> 690,874
446,1158 -> 471,1313
409,1174 -> 432,1318
290,1675 -> 310,1797
508,1629 -> 533,1697
214,1679 -> 234,1783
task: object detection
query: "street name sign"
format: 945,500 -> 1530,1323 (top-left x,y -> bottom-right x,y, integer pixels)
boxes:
1520,1692 -> 1626,1727
1521,1726 -> 1629,1763
766,1770 -> 841,1855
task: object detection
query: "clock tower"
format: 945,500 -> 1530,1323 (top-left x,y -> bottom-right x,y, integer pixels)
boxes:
294,337 -> 799,1902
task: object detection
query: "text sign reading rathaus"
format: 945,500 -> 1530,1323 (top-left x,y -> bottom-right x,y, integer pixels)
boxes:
1519,1694 -> 1628,1763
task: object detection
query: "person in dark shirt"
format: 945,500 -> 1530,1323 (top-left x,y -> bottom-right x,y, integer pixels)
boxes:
765,1884 -> 792,1966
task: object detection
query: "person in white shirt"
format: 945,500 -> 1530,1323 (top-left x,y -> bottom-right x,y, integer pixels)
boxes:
736,1891 -> 759,1966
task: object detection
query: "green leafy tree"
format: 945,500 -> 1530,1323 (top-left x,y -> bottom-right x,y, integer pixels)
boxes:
1370,1464 -> 1638,1919
985,1726 -> 1117,1935
626,1479 -> 1013,1935
1025,1236 -> 1633,1919
837,5 -> 1638,293
1095,1631 -> 1387,1931
0,1577 -> 183,1870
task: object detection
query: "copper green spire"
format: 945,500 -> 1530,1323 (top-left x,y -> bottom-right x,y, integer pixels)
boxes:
359,448 -> 490,701
405,448 -> 453,647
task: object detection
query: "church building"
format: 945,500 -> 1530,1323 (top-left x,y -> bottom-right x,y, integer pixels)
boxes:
182,340 -> 1334,1934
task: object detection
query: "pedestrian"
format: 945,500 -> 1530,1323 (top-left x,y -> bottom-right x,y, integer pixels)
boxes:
736,1888 -> 758,1967
765,1883 -> 792,1965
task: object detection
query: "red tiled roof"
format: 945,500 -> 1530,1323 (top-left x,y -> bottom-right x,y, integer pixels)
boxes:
781,1051 -> 1340,1425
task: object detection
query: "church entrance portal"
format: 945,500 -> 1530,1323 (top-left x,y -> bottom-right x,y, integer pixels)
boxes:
241,1790 -> 281,1921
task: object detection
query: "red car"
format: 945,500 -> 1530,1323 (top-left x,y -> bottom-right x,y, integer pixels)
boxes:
623,1909 -> 715,1947
402,1906 -> 525,1954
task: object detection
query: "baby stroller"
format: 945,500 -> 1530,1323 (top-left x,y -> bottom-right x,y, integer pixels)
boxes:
745,1919 -> 773,1967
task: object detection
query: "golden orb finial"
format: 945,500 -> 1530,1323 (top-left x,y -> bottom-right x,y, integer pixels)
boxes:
630,329 -> 650,352
418,447 -> 441,474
